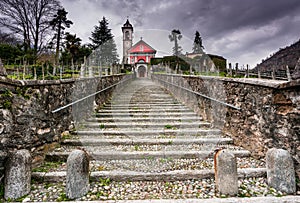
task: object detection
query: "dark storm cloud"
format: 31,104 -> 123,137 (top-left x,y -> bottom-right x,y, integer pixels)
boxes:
61,0 -> 300,67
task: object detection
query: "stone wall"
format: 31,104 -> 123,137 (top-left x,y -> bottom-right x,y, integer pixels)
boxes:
0,74 -> 130,176
153,74 -> 300,180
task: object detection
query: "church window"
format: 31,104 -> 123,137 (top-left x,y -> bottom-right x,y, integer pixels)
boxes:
125,31 -> 130,40
140,45 -> 144,51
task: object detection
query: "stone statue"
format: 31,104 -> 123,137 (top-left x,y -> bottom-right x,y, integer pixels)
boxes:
0,58 -> 7,77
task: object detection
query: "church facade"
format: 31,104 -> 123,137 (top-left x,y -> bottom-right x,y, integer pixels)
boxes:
122,19 -> 156,77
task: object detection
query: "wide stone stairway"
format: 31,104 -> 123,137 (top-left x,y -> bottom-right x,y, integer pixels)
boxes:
29,78 -> 283,201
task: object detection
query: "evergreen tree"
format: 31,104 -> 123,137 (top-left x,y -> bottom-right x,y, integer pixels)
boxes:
192,31 -> 204,53
89,17 -> 119,65
169,29 -> 183,56
50,8 -> 73,67
63,32 -> 81,66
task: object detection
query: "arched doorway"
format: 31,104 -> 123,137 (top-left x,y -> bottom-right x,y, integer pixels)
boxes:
138,65 -> 147,77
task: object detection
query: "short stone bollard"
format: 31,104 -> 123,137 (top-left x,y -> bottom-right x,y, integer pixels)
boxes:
214,149 -> 238,196
66,149 -> 90,199
266,148 -> 296,194
4,149 -> 31,200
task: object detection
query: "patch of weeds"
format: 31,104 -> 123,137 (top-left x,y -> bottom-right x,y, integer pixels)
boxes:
32,161 -> 63,172
134,144 -> 140,151
96,191 -> 105,198
14,195 -> 28,202
164,124 -> 173,129
57,192 -> 71,202
164,182 -> 172,188
168,140 -> 173,145
3,100 -> 12,109
45,183 -> 54,189
97,165 -> 105,171
159,158 -> 167,163
146,156 -> 154,160
99,123 -> 105,129
99,178 -> 111,186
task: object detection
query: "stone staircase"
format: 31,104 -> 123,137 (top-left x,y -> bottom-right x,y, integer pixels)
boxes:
30,78 -> 272,201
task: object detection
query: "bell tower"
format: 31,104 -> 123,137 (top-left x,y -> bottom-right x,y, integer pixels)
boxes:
122,18 -> 133,64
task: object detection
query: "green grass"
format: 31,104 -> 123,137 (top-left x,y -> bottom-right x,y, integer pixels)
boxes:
164,124 -> 173,129
98,178 -> 111,187
134,144 -> 140,151
99,123 -> 105,129
57,193 -> 71,201
32,161 -> 64,172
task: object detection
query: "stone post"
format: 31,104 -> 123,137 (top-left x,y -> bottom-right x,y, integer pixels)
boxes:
4,149 -> 32,200
0,58 -> 7,77
286,65 -> 291,81
228,63 -> 232,77
258,67 -> 261,79
235,63 -> 238,77
66,149 -> 90,199
214,149 -> 238,196
266,148 -> 296,194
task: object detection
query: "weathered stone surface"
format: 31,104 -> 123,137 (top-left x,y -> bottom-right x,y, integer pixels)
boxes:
0,58 -> 7,77
0,75 -> 127,176
266,148 -> 296,194
4,149 -> 31,200
215,149 -> 238,196
66,149 -> 90,199
153,74 -> 300,182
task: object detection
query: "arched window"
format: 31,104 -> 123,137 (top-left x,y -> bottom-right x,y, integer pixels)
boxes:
140,45 -> 144,51
125,31 -> 130,40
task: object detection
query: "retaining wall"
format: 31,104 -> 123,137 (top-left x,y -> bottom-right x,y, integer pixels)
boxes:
153,74 -> 300,180
0,74 -> 130,176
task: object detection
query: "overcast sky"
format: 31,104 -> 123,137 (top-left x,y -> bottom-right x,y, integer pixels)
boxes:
61,0 -> 300,68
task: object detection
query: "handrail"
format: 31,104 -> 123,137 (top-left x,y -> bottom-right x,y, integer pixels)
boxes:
153,74 -> 241,111
52,75 -> 132,113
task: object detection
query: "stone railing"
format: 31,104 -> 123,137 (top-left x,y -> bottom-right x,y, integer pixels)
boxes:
0,74 -> 132,175
152,73 -> 300,180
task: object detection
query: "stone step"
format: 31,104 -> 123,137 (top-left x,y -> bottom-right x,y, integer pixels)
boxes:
75,128 -> 221,136
61,137 -> 233,146
46,150 -> 250,162
100,106 -> 191,110
93,112 -> 198,117
105,103 -> 184,108
82,122 -> 211,129
107,100 -> 177,104
86,117 -> 203,123
32,168 -> 267,182
97,109 -> 194,113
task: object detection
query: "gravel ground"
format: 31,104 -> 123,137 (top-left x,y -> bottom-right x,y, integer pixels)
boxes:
34,157 -> 265,173
11,177 -> 296,202
53,144 -> 244,153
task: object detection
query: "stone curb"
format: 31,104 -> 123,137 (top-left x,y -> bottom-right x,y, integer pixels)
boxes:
62,138 -> 233,146
46,150 -> 250,162
25,195 -> 300,203
32,168 -> 266,182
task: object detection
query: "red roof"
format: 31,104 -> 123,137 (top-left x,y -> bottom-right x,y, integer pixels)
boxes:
128,39 -> 156,54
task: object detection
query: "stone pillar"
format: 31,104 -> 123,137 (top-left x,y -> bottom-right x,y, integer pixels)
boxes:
214,149 -> 238,196
266,148 -> 296,194
0,58 -> 7,77
4,149 -> 31,200
66,149 -> 90,199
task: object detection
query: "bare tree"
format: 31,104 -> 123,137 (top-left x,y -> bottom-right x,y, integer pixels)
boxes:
0,0 -> 61,61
